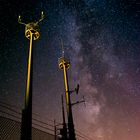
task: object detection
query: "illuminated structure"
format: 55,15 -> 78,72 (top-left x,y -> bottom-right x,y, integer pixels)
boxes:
18,12 -> 44,140
58,44 -> 76,140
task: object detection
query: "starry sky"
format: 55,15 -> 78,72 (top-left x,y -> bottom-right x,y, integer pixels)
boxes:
0,0 -> 140,140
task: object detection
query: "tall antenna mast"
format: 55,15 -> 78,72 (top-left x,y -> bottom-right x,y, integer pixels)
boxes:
60,38 -> 65,58
58,41 -> 76,140
18,12 -> 44,140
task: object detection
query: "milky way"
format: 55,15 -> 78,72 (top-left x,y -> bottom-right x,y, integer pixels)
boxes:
0,0 -> 140,140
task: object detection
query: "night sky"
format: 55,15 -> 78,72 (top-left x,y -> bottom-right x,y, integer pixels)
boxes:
0,0 -> 140,140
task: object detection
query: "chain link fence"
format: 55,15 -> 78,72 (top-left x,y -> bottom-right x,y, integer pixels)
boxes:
0,116 -> 56,140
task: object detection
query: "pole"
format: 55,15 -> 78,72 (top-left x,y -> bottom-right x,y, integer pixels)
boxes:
62,61 -> 76,140
54,120 -> 57,140
25,31 -> 33,109
61,95 -> 67,140
21,31 -> 33,140
19,12 -> 44,140
18,11 -> 44,140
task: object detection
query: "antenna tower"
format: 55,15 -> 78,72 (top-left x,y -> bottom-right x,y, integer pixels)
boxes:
18,12 -> 44,140
58,41 -> 76,140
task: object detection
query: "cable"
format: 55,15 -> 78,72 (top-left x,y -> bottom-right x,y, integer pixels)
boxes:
0,104 -> 21,115
0,108 -> 55,132
76,133 -> 91,140
33,118 -> 54,128
76,133 -> 94,140
0,101 -> 95,140
0,110 -> 21,121
0,101 -> 56,123
0,108 -> 54,128
32,122 -> 54,133
0,110 -> 54,134
76,129 -> 94,140
0,101 -> 22,109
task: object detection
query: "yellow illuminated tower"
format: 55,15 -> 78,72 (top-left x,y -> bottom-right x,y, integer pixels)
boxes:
18,12 -> 44,140
58,42 -> 76,140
